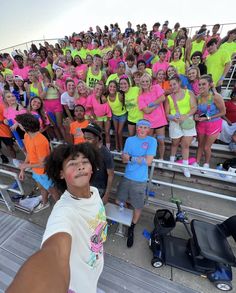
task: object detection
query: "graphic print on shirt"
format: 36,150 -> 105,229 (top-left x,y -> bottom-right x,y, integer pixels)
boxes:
87,203 -> 107,267
142,142 -> 149,150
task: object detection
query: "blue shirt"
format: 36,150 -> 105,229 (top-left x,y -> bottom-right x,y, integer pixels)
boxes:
123,135 -> 157,182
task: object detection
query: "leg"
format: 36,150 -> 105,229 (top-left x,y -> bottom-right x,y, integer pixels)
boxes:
117,121 -> 126,151
48,186 -> 60,202
204,134 -> 219,164
196,134 -> 206,164
181,136 -> 193,161
112,119 -> 119,150
170,138 -> 181,157
37,184 -> 49,205
55,112 -> 66,140
128,124 -> 136,136
155,127 -> 165,160
132,208 -> 142,224
104,119 -> 111,149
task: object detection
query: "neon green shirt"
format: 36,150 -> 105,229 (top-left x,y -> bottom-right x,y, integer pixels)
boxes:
219,42 -> 236,58
170,60 -> 186,75
190,40 -> 205,57
205,49 -> 231,84
168,90 -> 191,115
125,87 -> 143,123
107,93 -> 127,116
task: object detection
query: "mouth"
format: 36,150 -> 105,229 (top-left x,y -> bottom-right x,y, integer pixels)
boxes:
75,172 -> 88,179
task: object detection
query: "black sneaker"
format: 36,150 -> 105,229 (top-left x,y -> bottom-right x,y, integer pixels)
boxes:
1,154 -> 9,164
127,226 -> 134,248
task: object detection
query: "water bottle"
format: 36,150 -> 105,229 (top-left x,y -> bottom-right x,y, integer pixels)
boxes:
216,164 -> 226,178
119,202 -> 124,212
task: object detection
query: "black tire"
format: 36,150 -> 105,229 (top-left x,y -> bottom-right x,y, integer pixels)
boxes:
214,281 -> 233,291
151,257 -> 163,268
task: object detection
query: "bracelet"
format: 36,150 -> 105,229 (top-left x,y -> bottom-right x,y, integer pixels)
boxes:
44,87 -> 48,92
220,76 -> 224,81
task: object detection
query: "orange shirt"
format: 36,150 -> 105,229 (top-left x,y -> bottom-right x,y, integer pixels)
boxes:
69,120 -> 89,144
0,103 -> 12,138
24,132 -> 50,174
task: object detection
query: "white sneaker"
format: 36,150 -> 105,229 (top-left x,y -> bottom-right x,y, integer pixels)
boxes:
12,159 -> 20,168
201,163 -> 209,174
158,162 -> 163,168
33,201 -> 50,213
183,168 -> 191,178
192,162 -> 200,167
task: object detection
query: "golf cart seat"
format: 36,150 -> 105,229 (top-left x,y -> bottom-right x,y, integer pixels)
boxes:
191,217 -> 236,266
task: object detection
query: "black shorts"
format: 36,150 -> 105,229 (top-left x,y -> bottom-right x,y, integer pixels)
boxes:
0,137 -> 14,147
127,120 -> 136,126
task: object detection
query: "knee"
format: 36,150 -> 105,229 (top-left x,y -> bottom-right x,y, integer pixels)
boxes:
204,145 -> 211,153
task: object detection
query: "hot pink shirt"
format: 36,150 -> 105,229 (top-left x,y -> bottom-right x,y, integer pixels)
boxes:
75,96 -> 91,116
55,77 -> 66,92
3,106 -> 26,123
191,80 -> 200,96
108,58 -> 123,74
138,85 -> 167,128
86,94 -> 112,118
152,61 -> 170,74
164,50 -> 171,62
13,66 -> 29,80
75,64 -> 87,79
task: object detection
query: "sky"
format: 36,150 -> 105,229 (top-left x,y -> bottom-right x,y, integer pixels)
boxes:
0,0 -> 236,51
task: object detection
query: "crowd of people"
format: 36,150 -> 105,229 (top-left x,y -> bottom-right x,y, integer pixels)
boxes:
3,20 -> 236,293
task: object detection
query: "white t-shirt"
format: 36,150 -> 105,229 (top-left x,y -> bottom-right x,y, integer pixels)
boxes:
41,186 -> 107,293
61,92 -> 75,110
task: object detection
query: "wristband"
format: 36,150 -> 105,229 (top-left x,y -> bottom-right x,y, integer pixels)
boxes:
168,114 -> 175,121
220,76 -> 224,81
44,87 -> 48,92
141,158 -> 148,165
148,102 -> 158,108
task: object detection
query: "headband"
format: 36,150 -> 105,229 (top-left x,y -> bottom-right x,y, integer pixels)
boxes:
136,119 -> 151,127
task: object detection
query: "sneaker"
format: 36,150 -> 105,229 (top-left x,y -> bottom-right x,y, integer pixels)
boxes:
127,226 -> 134,248
183,168 -> 191,178
201,163 -> 209,174
157,162 -> 163,168
192,162 -> 200,167
1,154 -> 9,164
12,158 -> 20,168
33,201 -> 50,212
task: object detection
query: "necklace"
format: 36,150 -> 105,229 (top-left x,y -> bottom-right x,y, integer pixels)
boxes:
69,191 -> 93,200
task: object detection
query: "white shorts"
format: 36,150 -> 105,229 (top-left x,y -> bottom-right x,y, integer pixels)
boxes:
169,120 -> 197,139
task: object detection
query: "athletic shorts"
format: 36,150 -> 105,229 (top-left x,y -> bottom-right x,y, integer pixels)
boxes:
169,120 -> 197,139
32,172 -> 53,191
44,99 -> 62,113
196,119 -> 222,136
0,137 -> 14,147
127,120 -> 136,126
112,113 -> 127,123
96,116 -> 108,122
116,177 -> 146,209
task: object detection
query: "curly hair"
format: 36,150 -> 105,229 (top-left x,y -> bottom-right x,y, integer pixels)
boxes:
45,143 -> 100,193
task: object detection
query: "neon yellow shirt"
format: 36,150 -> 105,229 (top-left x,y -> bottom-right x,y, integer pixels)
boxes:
101,47 -> 113,56
190,40 -> 205,57
1,68 -> 13,77
168,39 -> 174,48
86,67 -> 102,88
205,49 -> 231,84
151,55 -> 159,65
106,73 -> 118,86
90,48 -> 101,56
125,87 -> 143,123
170,60 -> 186,75
168,90 -> 191,115
219,42 -> 236,58
107,93 -> 127,116
72,48 -> 87,60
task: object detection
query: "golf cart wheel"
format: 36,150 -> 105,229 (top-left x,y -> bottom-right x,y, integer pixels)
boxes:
151,257 -> 163,268
214,281 -> 232,291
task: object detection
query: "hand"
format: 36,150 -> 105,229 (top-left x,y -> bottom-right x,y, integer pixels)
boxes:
102,193 -> 109,205
194,114 -> 200,121
10,123 -> 18,131
19,163 -> 29,171
216,79 -> 223,87
19,170 -> 25,181
179,115 -> 187,122
122,153 -> 130,163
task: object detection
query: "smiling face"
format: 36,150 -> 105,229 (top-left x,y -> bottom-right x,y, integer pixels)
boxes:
77,81 -> 87,95
74,105 -> 85,120
66,81 -> 75,95
60,153 -> 93,192
108,82 -> 117,95
187,68 -> 198,81
156,70 -> 165,82
169,79 -> 181,93
136,124 -> 150,138
119,79 -> 129,92
140,75 -> 151,90
94,83 -> 104,97
30,97 -> 42,111
199,77 -> 212,95
4,92 -> 16,106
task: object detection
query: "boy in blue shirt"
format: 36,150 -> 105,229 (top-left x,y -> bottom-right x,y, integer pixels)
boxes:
116,119 -> 157,247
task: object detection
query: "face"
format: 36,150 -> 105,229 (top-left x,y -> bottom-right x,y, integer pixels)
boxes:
167,66 -> 176,77
157,70 -> 165,82
94,84 -> 103,97
76,41 -> 82,50
179,38 -> 186,47
77,82 -> 87,94
56,68 -> 63,78
173,49 -> 181,59
5,74 -> 14,83
199,78 -> 211,94
191,55 -> 201,65
35,55 -> 42,64
74,56 -> 81,65
127,60 -> 134,67
4,92 -> 16,106
86,55 -> 93,65
140,76 -> 151,90
138,63 -> 145,72
74,106 -> 85,119
119,79 -> 129,92
94,56 -> 102,67
117,63 -> 125,75
84,132 -> 99,145
31,98 -> 42,110
108,82 -> 117,94
159,52 -> 166,61
15,57 -> 23,67
133,75 -> 141,86
207,43 -> 217,54
170,79 -> 181,93
66,81 -> 75,93
103,55 -> 109,65
15,79 -> 23,87
114,49 -> 121,58
69,66 -> 76,75
60,153 -> 93,190
187,69 -> 198,81
212,25 -> 219,34
136,125 -> 150,138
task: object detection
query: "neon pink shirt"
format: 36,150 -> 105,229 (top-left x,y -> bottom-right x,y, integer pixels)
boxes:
75,64 -> 87,79
138,85 -> 167,128
55,77 -> 66,92
108,58 -> 123,74
75,96 -> 91,116
3,106 -> 26,123
164,50 -> 171,62
30,110 -> 50,130
13,66 -> 29,80
152,61 -> 170,74
191,80 -> 200,96
86,94 -> 112,118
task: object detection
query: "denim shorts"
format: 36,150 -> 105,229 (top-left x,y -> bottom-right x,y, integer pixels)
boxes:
112,113 -> 127,123
32,172 -> 53,191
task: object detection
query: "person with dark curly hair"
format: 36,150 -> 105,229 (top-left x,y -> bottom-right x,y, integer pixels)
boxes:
6,143 -> 107,293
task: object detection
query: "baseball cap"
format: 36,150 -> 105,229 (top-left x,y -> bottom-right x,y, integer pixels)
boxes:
82,123 -> 102,138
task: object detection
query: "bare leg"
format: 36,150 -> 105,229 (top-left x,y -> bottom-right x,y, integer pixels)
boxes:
128,124 -> 136,136
155,127 -> 165,160
196,134 -> 206,163
181,136 -> 193,160
117,121 -> 126,151
112,119 -> 119,150
171,138 -> 181,157
48,186 -> 60,202
204,134 -> 219,164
